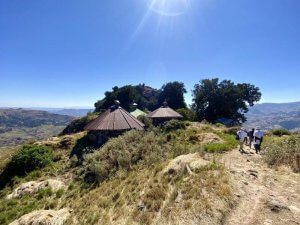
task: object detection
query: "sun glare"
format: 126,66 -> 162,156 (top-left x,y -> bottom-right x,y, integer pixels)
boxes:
148,0 -> 191,17
129,0 -> 191,44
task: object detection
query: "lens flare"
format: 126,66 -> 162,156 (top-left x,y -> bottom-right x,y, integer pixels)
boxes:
148,0 -> 190,17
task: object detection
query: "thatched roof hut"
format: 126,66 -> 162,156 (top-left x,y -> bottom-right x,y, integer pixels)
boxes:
85,101 -> 145,131
130,103 -> 147,118
148,102 -> 183,124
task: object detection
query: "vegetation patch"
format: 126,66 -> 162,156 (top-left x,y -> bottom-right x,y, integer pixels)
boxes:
162,119 -> 186,132
83,129 -> 170,185
263,135 -> 300,172
60,112 -> 98,135
271,129 -> 291,137
0,145 -> 54,189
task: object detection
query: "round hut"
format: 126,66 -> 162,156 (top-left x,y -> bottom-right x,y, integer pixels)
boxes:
148,101 -> 183,125
85,101 -> 145,145
130,103 -> 147,118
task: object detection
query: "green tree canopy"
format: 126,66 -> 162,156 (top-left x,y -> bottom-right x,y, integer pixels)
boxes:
94,84 -> 160,112
192,78 -> 261,123
159,81 -> 187,110
94,82 -> 187,112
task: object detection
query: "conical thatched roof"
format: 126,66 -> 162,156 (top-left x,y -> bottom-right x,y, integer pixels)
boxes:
85,103 -> 145,131
130,108 -> 147,118
148,103 -> 183,119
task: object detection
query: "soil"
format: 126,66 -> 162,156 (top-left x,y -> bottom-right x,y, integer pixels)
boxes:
222,145 -> 300,225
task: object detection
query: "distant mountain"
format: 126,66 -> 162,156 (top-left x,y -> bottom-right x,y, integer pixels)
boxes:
51,109 -> 93,117
245,102 -> 300,131
0,109 -> 74,147
0,107 -> 93,117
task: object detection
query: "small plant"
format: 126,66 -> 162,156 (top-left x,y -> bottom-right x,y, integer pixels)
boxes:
271,129 -> 291,136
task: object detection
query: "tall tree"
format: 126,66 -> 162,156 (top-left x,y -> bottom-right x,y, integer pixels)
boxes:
192,78 -> 261,123
159,81 -> 187,110
94,84 -> 160,112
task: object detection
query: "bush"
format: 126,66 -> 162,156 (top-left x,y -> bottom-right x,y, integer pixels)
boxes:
224,127 -> 240,135
83,130 -> 169,184
0,145 -> 53,189
162,120 -> 186,132
176,108 -> 196,121
263,135 -> 300,172
60,112 -> 98,135
6,145 -> 53,175
137,115 -> 153,128
271,129 -> 291,137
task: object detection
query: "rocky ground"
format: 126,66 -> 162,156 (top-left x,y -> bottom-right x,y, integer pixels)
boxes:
222,146 -> 300,225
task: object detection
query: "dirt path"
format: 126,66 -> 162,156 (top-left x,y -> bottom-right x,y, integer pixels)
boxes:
222,146 -> 300,225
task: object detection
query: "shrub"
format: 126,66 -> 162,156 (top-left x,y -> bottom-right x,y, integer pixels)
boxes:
6,145 -> 53,175
60,112 -> 98,135
0,145 -> 53,189
137,115 -> 153,128
224,127 -> 240,135
176,108 -> 196,121
271,129 -> 291,137
263,135 -> 300,172
162,120 -> 186,132
83,130 -> 169,184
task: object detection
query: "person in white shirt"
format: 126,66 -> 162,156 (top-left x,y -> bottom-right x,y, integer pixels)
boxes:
254,127 -> 264,154
237,129 -> 248,153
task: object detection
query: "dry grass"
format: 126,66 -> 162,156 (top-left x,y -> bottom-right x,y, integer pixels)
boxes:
263,134 -> 300,172
0,124 -> 237,225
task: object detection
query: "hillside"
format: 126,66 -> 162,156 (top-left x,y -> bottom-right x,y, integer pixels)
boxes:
51,109 -> 92,117
0,109 -> 74,147
245,102 -> 300,131
0,122 -> 299,225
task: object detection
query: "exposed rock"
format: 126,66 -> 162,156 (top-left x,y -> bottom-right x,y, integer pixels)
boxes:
163,153 -> 209,175
9,209 -> 71,225
197,133 -> 223,144
7,179 -> 65,199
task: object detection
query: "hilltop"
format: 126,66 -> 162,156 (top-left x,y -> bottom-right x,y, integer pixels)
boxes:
0,109 -> 74,147
245,102 -> 300,131
0,121 -> 299,225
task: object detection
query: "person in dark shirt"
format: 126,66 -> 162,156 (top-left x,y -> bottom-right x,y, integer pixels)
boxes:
248,128 -> 255,149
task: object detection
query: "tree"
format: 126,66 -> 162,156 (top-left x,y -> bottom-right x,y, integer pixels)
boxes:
94,84 -> 161,112
192,78 -> 261,123
159,81 -> 187,110
176,108 -> 196,121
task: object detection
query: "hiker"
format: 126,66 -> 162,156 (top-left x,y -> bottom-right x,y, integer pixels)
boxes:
254,127 -> 264,154
248,128 -> 255,149
237,128 -> 248,153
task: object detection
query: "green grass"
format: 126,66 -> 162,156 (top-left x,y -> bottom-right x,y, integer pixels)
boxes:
203,134 -> 238,153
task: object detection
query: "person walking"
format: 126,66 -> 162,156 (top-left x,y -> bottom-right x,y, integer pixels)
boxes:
248,128 -> 255,149
254,127 -> 264,154
237,128 -> 248,153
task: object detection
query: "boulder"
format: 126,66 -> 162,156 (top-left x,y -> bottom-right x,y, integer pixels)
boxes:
164,153 -> 209,175
9,209 -> 71,225
7,179 -> 65,199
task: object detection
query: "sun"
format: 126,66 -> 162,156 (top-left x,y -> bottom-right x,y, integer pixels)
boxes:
148,0 -> 191,17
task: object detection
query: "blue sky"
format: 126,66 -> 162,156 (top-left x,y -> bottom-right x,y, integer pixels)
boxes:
0,0 -> 299,108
